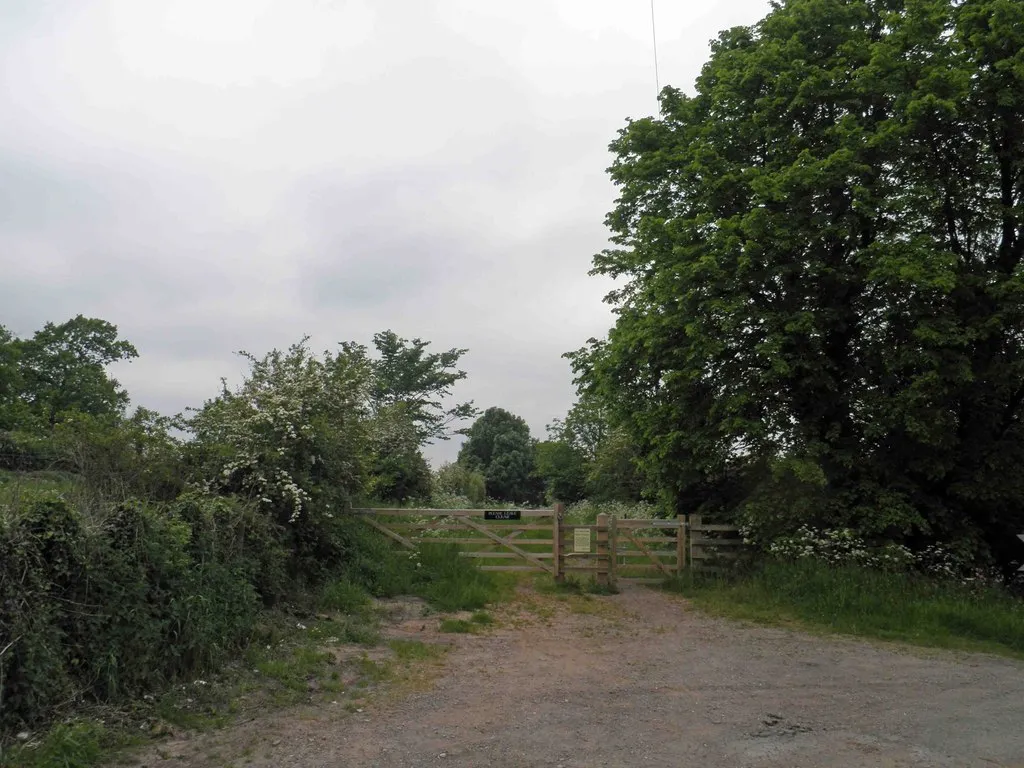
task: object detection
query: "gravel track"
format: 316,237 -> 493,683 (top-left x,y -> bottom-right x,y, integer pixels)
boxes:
133,585 -> 1024,768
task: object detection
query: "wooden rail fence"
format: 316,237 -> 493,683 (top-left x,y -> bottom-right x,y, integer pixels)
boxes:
349,507 -> 745,586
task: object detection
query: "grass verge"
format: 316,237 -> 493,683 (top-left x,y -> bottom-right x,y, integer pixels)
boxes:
664,559 -> 1024,659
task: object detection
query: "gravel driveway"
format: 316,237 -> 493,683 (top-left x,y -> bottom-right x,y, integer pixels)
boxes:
135,585 -> 1024,767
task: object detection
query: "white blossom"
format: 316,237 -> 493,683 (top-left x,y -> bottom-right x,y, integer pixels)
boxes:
186,339 -> 372,524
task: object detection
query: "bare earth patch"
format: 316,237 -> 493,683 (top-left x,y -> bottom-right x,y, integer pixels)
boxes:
130,585 -> 1024,767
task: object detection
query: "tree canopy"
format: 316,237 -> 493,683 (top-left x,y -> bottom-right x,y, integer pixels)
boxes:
571,0 -> 1024,570
458,407 -> 541,504
366,403 -> 433,504
533,439 -> 588,504
0,325 -> 22,430
537,397 -> 644,504
368,330 -> 478,445
1,316 -> 138,430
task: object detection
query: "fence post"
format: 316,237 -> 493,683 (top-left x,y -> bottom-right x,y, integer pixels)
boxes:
552,503 -> 565,583
676,513 -> 687,576
609,514 -> 618,587
690,514 -> 702,571
596,512 -> 610,587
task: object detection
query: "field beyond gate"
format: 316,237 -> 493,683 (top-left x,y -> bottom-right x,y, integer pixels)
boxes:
350,507 -> 745,584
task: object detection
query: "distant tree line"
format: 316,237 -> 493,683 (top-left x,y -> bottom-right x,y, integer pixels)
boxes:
451,400 -> 643,507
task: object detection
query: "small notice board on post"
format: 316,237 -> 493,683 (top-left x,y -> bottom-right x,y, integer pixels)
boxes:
573,528 -> 592,554
484,510 -> 521,521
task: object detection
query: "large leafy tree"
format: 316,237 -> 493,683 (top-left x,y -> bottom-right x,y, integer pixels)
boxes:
546,394 -> 610,462
368,330 -> 479,444
366,404 -> 433,503
533,439 -> 588,504
586,428 -> 645,504
458,407 -> 540,504
573,0 -> 1024,568
15,316 -> 138,427
540,395 -> 647,503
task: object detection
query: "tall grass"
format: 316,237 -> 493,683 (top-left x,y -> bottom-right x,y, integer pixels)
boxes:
414,543 -> 515,611
666,559 -> 1024,658
330,517 -> 513,611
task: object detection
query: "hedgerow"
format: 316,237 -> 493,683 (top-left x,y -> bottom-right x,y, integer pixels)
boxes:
0,492 -> 268,732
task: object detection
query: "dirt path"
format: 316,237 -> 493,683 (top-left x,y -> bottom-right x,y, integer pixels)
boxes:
134,586 -> 1024,768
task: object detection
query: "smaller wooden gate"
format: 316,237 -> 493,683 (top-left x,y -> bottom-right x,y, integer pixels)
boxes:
557,513 -> 745,585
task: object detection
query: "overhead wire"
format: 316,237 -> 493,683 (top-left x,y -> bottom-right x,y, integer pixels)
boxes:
650,0 -> 660,100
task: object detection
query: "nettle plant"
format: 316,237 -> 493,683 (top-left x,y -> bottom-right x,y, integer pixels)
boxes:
187,340 -> 372,525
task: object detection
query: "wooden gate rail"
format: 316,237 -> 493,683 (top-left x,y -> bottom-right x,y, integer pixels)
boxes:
350,507 -> 560,575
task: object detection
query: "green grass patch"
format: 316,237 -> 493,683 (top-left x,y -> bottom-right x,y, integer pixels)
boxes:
665,559 -> 1024,658
388,639 -> 445,662
254,646 -> 335,692
535,575 -> 584,594
0,721 -> 109,768
334,524 -> 514,613
438,611 -> 495,634
319,578 -> 373,616
353,656 -> 390,684
0,469 -> 80,498
338,618 -> 380,646
438,618 -> 475,633
413,543 -> 514,611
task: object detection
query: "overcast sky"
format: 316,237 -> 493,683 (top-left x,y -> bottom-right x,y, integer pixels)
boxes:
1,0 -> 770,463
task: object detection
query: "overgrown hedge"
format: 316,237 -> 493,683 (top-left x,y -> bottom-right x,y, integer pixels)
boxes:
0,493 -> 284,732
0,490 -> 477,735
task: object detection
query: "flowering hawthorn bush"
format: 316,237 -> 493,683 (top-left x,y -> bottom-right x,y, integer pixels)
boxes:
187,340 -> 372,526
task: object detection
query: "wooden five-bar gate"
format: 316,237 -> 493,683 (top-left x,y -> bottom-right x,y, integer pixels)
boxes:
350,506 -> 744,585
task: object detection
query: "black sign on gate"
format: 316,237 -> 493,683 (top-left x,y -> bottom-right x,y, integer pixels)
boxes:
484,510 -> 522,521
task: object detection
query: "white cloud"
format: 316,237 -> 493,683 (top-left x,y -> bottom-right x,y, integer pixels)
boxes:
0,0 -> 772,463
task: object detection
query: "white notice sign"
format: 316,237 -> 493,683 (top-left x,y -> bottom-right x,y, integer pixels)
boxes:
573,528 -> 592,554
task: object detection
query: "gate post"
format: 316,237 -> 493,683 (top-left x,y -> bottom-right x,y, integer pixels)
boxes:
676,514 -> 687,575
553,503 -> 565,583
690,514 -> 702,570
609,514 -> 618,587
596,512 -> 610,587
